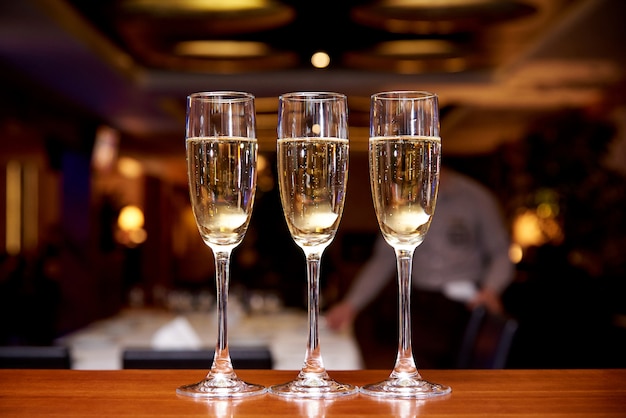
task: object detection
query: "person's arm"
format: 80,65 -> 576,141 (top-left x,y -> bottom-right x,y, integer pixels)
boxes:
325,237 -> 396,330
470,189 -> 515,314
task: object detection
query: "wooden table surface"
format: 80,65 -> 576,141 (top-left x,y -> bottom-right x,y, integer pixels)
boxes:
1,369 -> 625,417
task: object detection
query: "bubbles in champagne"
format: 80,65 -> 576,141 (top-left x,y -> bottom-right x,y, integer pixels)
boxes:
186,136 -> 257,248
277,137 -> 348,248
369,135 -> 440,248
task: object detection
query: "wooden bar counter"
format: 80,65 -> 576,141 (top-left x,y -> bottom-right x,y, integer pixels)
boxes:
1,369 -> 625,417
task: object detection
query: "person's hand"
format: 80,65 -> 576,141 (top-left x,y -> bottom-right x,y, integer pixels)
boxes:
324,301 -> 357,332
468,288 -> 503,316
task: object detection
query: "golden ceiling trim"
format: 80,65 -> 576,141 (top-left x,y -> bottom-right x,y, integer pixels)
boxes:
343,39 -> 480,74
117,0 -> 295,35
135,50 -> 299,73
174,41 -> 271,58
114,0 -> 297,72
351,0 -> 537,34
121,0 -> 283,14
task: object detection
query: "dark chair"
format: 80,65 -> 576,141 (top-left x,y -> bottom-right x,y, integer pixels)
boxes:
456,306 -> 519,369
122,346 -> 273,369
0,346 -> 71,369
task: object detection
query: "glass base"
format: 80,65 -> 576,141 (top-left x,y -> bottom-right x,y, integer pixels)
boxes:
176,373 -> 266,398
269,372 -> 358,399
360,375 -> 451,399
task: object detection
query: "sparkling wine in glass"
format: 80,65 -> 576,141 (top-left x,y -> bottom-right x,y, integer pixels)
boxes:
360,91 -> 451,399
177,91 -> 265,398
269,92 -> 357,398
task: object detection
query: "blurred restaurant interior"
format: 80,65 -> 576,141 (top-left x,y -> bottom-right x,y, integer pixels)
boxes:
0,0 -> 625,370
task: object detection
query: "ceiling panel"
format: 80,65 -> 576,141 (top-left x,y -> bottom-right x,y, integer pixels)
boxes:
1,0 -> 624,160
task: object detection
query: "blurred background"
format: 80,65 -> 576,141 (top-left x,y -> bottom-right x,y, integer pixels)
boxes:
0,0 -> 625,369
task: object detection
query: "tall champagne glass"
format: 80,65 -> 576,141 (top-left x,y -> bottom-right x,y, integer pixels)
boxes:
361,91 -> 451,399
269,92 -> 357,398
177,91 -> 265,398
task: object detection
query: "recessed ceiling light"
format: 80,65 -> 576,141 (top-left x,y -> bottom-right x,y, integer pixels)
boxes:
343,39 -> 472,74
121,0 -> 277,13
381,0 -> 495,8
311,51 -> 331,69
117,0 -> 295,35
175,41 -> 270,58
373,40 -> 457,57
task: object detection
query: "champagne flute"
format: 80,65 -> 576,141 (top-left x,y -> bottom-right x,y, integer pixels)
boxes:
177,91 -> 265,398
269,92 -> 357,398
361,91 -> 451,399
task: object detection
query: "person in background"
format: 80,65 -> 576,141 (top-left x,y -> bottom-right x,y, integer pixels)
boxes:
325,166 -> 515,368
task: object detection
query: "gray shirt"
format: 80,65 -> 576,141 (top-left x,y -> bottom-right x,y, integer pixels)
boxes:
344,169 -> 514,311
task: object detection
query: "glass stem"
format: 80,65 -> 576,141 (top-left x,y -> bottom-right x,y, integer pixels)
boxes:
392,248 -> 419,378
301,250 -> 326,375
210,249 -> 234,377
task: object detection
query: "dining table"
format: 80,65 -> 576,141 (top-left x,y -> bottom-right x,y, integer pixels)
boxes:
56,307 -> 363,371
1,369 -> 625,417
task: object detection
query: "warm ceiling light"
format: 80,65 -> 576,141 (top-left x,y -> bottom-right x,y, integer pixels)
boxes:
382,0 -> 494,8
118,157 -> 143,179
343,39 -> 470,74
122,0 -> 275,13
374,40 -> 456,56
118,205 -> 145,232
175,41 -> 270,58
116,0 -> 295,72
311,51 -> 331,69
92,126 -> 119,172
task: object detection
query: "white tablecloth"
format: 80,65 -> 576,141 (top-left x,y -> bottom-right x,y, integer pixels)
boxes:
57,308 -> 363,371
